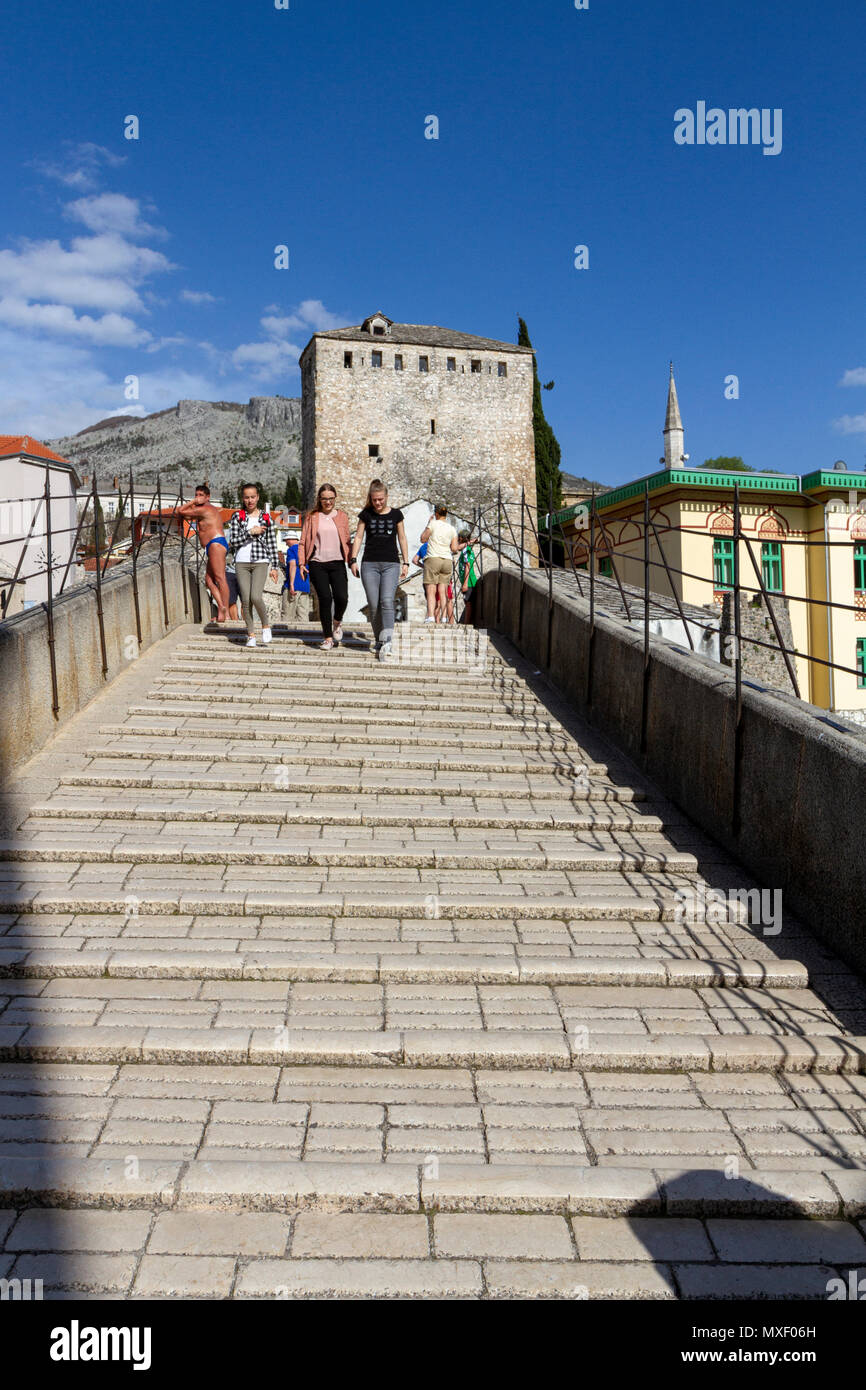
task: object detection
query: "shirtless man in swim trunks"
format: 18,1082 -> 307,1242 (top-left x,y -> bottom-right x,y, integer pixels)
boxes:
178,483 -> 230,622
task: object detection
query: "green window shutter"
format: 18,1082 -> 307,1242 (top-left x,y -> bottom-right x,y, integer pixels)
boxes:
854,543 -> 866,593
598,556 -> 612,577
858,638 -> 866,690
761,541 -> 783,593
713,537 -> 734,590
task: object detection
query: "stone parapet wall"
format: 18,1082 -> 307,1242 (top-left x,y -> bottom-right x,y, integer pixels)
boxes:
0,551 -> 209,778
475,561 -> 866,978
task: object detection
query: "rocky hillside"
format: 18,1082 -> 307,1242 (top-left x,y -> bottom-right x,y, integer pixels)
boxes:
47,396 -> 302,504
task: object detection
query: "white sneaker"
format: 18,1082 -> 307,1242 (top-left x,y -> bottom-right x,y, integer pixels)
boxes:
378,641 -> 392,663
261,628 -> 272,645
424,616 -> 435,624
245,636 -> 256,648
333,623 -> 343,643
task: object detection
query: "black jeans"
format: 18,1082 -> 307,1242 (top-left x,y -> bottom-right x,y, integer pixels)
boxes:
308,559 -> 348,637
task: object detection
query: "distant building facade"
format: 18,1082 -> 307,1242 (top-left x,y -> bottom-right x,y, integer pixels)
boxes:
299,312 -> 537,516
0,436 -> 80,612
548,369 -> 866,717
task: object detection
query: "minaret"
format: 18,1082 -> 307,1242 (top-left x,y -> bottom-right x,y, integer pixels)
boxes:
663,361 -> 685,468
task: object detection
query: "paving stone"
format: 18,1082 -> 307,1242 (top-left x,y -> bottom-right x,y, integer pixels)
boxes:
570,1216 -> 713,1262
5,1209 -> 152,1252
292,1213 -> 429,1258
434,1214 -> 573,1260
483,1260 -> 676,1299
236,1257 -> 483,1298
706,1218 -> 866,1264
675,1263 -> 838,1300
148,1212 -> 290,1256
133,1253 -> 236,1298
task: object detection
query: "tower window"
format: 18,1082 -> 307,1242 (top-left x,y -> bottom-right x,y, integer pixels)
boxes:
498,362 -> 507,377
854,542 -> 866,592
430,419 -> 436,435
394,354 -> 404,371
343,351 -> 353,368
470,360 -> 481,374
446,357 -> 456,372
418,356 -> 429,373
368,444 -> 380,458
371,350 -> 382,368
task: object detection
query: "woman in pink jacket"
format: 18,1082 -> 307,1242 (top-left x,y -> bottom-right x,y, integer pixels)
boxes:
298,482 -> 353,649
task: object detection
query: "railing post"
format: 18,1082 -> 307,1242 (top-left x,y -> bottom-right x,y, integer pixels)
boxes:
587,489 -> 596,707
547,480 -> 554,666
732,484 -> 743,837
179,481 -> 189,617
157,472 -> 169,627
640,480 -> 651,754
518,486 -> 525,641
497,488 -> 502,626
128,468 -> 142,646
44,469 -> 60,718
92,474 -> 108,678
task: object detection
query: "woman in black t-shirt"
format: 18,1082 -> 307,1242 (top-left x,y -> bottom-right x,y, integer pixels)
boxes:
348,479 -> 409,661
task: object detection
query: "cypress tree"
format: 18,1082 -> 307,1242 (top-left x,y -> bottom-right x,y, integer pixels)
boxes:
518,317 -> 562,511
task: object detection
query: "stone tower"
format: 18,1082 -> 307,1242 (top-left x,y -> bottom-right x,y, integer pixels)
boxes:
663,361 -> 686,468
299,313 -> 537,516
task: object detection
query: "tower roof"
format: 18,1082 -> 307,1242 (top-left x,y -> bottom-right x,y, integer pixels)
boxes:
664,362 -> 683,434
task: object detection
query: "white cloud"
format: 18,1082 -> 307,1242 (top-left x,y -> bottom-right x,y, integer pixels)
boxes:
261,299 -> 347,337
231,337 -> 304,379
0,298 -> 149,346
839,368 -> 866,388
833,413 -> 866,435
33,142 -> 126,192
0,234 -> 174,313
65,193 -> 166,240
181,289 -> 218,305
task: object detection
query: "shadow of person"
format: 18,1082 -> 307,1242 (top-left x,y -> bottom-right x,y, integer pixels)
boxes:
616,1165 -> 866,1301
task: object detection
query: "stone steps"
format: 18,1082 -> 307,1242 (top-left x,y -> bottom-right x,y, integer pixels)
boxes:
76,759 -> 635,798
21,801 -> 664,831
2,620 -> 864,1296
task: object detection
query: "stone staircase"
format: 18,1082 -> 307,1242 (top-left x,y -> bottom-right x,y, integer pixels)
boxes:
1,620 -> 865,1299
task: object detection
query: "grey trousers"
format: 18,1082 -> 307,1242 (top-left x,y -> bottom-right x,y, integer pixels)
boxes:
235,562 -> 269,633
360,560 -> 401,644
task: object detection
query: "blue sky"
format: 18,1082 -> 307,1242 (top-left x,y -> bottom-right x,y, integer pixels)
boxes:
1,0 -> 865,486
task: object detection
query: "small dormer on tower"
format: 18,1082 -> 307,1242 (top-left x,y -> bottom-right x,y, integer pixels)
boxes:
361,312 -> 393,337
663,361 -> 687,468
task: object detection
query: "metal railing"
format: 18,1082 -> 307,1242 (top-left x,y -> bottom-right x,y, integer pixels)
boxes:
0,471 -> 204,718
478,483 -> 866,757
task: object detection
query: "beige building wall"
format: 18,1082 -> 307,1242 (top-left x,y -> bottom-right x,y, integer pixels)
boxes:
561,484 -> 866,713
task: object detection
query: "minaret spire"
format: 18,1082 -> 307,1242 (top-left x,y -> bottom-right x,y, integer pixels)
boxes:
663,361 -> 685,467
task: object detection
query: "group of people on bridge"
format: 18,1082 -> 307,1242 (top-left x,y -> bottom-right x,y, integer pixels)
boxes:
179,479 -> 479,660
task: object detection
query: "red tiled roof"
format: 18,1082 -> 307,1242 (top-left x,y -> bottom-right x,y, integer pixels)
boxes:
0,435 -> 72,465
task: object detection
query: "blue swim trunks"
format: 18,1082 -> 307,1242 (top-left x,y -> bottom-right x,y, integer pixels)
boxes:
206,536 -> 229,554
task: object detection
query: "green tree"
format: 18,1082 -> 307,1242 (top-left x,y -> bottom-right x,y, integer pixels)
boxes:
701,456 -> 752,473
518,317 -> 562,509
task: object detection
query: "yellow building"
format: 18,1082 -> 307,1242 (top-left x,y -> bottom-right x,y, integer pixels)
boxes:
548,370 -> 866,715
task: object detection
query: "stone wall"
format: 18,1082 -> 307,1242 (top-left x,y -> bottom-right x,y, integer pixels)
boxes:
719,591 -> 796,692
301,333 -> 536,517
475,561 -> 866,979
0,550 -> 209,778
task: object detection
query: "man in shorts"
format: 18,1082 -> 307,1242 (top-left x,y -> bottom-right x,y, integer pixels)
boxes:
420,504 -> 459,624
178,484 -> 230,622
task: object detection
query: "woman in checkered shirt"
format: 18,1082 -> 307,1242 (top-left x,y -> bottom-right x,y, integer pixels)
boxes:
227,482 -> 280,646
